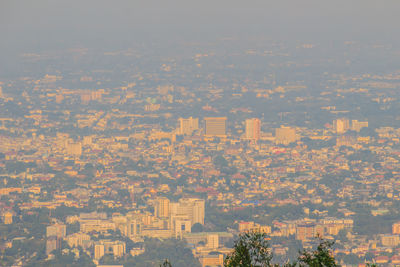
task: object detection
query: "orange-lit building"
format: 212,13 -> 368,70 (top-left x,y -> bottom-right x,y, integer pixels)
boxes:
296,222 -> 316,241
199,254 -> 224,267
204,117 -> 227,137
245,118 -> 261,141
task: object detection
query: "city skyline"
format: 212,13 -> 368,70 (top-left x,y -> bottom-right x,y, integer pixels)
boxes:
1,1 -> 400,266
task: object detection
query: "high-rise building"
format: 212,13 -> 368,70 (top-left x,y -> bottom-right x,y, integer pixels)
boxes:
204,117 -> 227,137
46,236 -> 61,255
178,117 -> 199,135
65,142 -> 82,156
46,223 -> 66,238
46,218 -> 66,255
65,233 -> 91,248
296,222 -> 316,241
336,135 -> 354,147
351,120 -> 368,132
112,241 -> 126,258
55,94 -> 64,103
245,118 -> 261,140
207,234 -> 219,249
174,219 -> 192,238
94,240 -> 126,260
381,235 -> 400,247
169,198 -> 205,226
2,211 -> 13,225
192,199 -> 205,225
155,197 -> 170,218
94,243 -> 105,260
125,219 -> 141,238
393,222 -> 400,234
80,220 -> 116,233
128,184 -> 135,201
80,92 -> 91,104
334,118 -> 350,134
80,90 -> 102,104
275,126 -> 298,145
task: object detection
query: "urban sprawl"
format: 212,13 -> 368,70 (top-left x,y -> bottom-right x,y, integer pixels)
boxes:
1,41 -> 400,266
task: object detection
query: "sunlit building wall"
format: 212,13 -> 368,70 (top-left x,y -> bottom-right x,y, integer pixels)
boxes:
204,117 -> 227,137
245,118 -> 261,140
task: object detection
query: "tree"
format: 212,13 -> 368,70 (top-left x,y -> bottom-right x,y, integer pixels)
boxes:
224,231 -> 273,267
336,229 -> 348,242
167,232 -> 344,267
297,237 -> 338,267
124,238 -> 200,267
191,223 -> 204,233
160,259 -> 172,267
213,155 -> 228,168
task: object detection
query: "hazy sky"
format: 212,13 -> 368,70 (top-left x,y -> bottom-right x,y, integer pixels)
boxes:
1,0 -> 400,54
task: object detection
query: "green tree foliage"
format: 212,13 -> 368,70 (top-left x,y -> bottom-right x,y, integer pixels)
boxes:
336,229 -> 348,243
221,232 -> 342,267
213,155 -> 229,168
81,163 -> 96,177
27,248 -> 95,267
160,259 -> 172,267
5,161 -> 37,174
124,238 -> 200,267
224,231 -> 273,267
297,238 -> 338,267
339,253 -> 360,265
191,223 -> 204,233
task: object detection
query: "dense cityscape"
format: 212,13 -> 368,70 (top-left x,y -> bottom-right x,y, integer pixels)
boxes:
0,39 -> 400,266
2,1 -> 400,266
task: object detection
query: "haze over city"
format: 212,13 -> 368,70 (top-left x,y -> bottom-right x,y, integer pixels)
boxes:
1,1 -> 400,266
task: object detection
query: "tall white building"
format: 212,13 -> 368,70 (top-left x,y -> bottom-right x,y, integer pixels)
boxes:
334,118 -> 350,134
178,117 -> 199,135
46,223 -> 66,238
170,198 -> 204,225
